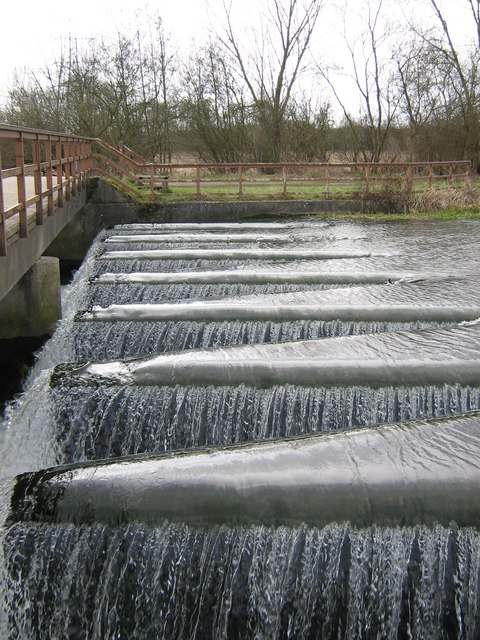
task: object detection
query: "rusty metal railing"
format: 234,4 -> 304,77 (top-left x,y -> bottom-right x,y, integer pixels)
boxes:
0,124 -> 93,256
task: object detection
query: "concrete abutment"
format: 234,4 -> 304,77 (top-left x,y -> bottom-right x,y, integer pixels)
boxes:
0,256 -> 62,340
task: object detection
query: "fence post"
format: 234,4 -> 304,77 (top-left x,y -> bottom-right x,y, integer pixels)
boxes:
56,140 -> 64,208
16,132 -> 27,238
238,165 -> 243,198
405,165 -> 413,194
466,163 -> 474,194
196,166 -> 201,199
364,165 -> 371,194
149,164 -> 155,201
32,134 -> 44,225
282,165 -> 287,198
448,163 -> 453,187
0,146 -> 6,256
428,165 -> 433,190
45,136 -> 54,215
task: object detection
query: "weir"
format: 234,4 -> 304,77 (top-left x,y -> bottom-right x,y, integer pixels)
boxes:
93,269 -> 430,285
78,302 -> 480,323
104,233 -> 297,243
8,412 -> 480,529
99,248 -> 374,261
1,218 -> 480,638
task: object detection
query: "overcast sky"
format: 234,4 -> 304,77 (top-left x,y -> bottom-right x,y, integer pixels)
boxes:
0,0 -> 475,107
0,0 -> 210,89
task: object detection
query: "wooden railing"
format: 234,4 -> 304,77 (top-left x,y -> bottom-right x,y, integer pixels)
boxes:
0,125 -> 93,256
92,144 -> 473,201
1,124 -> 474,259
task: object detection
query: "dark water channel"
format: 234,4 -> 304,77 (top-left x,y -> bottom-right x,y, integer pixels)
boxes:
0,218 -> 480,639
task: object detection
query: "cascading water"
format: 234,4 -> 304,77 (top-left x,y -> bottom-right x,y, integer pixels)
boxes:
1,218 -> 480,639
2,521 -> 479,639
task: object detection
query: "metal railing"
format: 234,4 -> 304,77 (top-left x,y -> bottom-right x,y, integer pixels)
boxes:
0,124 -> 93,256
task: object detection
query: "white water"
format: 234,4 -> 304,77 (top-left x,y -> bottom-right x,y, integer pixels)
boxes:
2,521 -> 479,639
2,219 -> 480,638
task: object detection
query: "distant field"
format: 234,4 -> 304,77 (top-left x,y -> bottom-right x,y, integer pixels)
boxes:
122,175 -> 475,205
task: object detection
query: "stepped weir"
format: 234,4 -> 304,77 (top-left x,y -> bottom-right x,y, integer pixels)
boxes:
1,218 -> 480,638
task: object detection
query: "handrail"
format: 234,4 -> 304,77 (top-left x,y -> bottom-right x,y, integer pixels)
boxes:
91,144 -> 473,201
0,125 -> 93,255
119,143 -> 149,166
89,135 -> 473,200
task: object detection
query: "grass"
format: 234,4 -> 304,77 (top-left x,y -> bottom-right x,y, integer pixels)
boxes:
305,209 -> 480,221
108,176 -> 480,220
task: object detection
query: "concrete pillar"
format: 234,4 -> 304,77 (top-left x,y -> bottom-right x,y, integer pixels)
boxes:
0,256 -> 62,339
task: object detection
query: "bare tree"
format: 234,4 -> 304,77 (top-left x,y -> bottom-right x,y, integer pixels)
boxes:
402,0 -> 480,165
134,16 -> 177,162
467,0 -> 480,48
219,0 -> 323,162
182,41 -> 249,162
320,0 -> 399,162
2,15 -> 180,161
284,96 -> 332,160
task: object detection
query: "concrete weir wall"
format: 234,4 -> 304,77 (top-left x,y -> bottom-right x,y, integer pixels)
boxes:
85,178 -> 364,224
45,179 -> 366,262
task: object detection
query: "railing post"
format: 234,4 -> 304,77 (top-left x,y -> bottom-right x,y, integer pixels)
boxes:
56,140 -> 64,208
72,140 -> 78,195
282,165 -> 287,198
32,133 -> 44,225
16,132 -> 27,238
78,140 -> 82,190
86,141 -> 93,174
428,165 -> 434,191
149,164 -> 155,201
0,146 -> 6,256
196,166 -> 201,199
80,141 -> 86,189
45,136 -> 54,215
238,165 -> 243,198
65,140 -> 72,201
364,165 -> 371,194
78,141 -> 82,188
324,165 -> 330,197
70,140 -> 75,195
